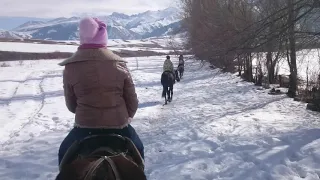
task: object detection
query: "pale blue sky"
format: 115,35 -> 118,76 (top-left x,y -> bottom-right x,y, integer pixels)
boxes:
0,0 -> 176,18
0,17 -> 51,30
0,0 -> 179,30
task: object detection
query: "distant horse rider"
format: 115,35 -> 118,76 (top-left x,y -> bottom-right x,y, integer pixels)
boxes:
178,55 -> 184,67
177,54 -> 185,79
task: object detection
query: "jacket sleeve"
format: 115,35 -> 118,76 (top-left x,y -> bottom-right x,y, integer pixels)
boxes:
63,69 -> 77,113
170,61 -> 174,72
163,61 -> 166,72
123,71 -> 139,118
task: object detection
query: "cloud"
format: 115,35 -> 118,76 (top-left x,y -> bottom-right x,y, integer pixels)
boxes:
0,0 -> 177,18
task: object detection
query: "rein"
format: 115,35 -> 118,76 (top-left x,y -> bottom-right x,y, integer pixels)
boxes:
83,147 -> 125,180
84,156 -> 121,180
58,135 -> 146,180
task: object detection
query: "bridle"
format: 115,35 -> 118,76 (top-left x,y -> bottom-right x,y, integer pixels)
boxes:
83,147 -> 124,180
84,156 -> 121,180
58,135 -> 145,180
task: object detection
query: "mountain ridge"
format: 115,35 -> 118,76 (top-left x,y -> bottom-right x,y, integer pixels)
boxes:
5,7 -> 183,40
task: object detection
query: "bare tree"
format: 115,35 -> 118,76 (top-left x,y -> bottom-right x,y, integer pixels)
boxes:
181,0 -> 320,97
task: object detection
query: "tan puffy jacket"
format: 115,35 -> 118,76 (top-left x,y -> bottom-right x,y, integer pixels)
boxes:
59,48 -> 138,129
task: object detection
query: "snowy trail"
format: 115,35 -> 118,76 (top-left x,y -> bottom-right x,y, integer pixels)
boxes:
0,69 -> 72,148
0,57 -> 319,180
0,71 -> 48,145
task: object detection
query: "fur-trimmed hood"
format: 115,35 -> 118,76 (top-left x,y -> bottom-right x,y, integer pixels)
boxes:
59,48 -> 127,66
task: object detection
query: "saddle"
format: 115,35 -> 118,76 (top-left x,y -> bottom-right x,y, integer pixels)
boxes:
164,70 -> 175,77
57,134 -> 146,180
162,70 -> 175,80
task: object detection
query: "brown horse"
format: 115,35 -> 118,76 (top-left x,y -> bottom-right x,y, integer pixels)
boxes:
177,64 -> 184,79
56,134 -> 147,180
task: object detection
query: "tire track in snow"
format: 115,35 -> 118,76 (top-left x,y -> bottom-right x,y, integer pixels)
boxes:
0,71 -> 41,105
0,71 -> 55,148
213,96 -> 287,121
146,75 -> 287,134
141,68 -> 291,179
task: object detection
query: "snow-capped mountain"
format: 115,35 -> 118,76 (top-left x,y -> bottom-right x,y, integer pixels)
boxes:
10,7 -> 182,40
0,29 -> 31,39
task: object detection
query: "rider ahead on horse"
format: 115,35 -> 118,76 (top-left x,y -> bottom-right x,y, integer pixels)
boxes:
163,55 -> 175,80
178,54 -> 184,67
58,17 -> 144,165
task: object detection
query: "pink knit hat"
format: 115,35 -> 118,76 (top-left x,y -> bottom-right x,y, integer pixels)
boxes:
79,17 -> 107,45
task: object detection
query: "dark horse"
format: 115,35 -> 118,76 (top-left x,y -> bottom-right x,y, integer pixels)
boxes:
175,69 -> 180,82
177,64 -> 184,80
56,135 -> 146,180
161,71 -> 175,105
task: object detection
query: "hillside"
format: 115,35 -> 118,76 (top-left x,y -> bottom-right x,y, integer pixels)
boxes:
8,7 -> 183,40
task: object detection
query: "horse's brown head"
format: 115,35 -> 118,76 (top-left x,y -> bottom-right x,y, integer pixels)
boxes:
56,135 -> 147,180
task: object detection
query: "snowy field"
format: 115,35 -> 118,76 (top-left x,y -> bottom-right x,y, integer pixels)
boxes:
0,37 -> 182,53
0,54 -> 319,180
0,42 -> 78,53
61,36 -> 184,48
252,49 -> 320,82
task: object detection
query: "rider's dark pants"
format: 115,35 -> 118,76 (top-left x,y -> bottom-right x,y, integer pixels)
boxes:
58,124 -> 144,165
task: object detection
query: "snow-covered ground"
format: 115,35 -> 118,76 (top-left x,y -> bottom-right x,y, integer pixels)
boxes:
253,49 -> 320,82
0,42 -> 78,53
0,41 -> 171,53
0,55 -> 319,180
64,36 -> 184,48
0,37 -> 182,53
